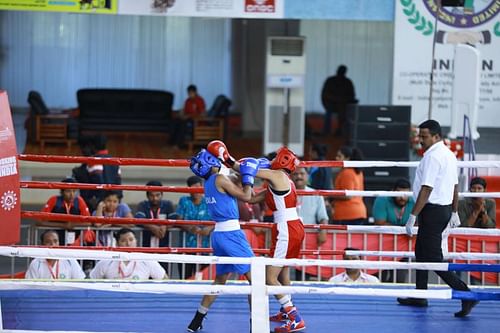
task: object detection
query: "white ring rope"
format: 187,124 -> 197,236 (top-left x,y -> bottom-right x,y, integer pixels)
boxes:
0,247 -> 483,271
0,280 -> 455,300
345,250 -> 500,260
343,160 -> 500,168
346,225 -> 500,236
343,190 -> 500,198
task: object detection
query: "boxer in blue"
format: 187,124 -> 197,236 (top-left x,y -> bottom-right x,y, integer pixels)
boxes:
187,149 -> 259,332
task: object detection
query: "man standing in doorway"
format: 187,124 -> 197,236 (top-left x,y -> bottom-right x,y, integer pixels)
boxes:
321,65 -> 357,136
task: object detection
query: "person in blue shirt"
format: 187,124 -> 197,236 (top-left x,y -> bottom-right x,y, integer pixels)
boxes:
372,179 -> 415,226
176,175 -> 212,279
134,180 -> 175,247
187,149 -> 259,332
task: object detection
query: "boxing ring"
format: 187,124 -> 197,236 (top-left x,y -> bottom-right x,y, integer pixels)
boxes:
1,86 -> 500,333
4,152 -> 500,332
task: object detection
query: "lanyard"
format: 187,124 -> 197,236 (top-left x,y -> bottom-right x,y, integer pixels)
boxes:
118,261 -> 137,278
245,202 -> 255,219
394,205 -> 406,224
64,201 -> 72,214
104,209 -> 117,218
46,260 -> 60,279
150,208 -> 161,219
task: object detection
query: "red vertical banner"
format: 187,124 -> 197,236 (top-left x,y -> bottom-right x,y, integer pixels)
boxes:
0,91 -> 20,244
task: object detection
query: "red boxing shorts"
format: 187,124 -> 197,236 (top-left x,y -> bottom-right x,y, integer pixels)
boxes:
270,219 -> 305,259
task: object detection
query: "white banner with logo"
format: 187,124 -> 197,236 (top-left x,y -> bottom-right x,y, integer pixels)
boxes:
118,0 -> 284,18
392,0 -> 500,127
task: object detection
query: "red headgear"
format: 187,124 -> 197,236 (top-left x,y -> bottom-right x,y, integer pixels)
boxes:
271,147 -> 299,173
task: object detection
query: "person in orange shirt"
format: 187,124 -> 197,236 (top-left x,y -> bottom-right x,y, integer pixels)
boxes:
332,146 -> 367,225
170,84 -> 206,149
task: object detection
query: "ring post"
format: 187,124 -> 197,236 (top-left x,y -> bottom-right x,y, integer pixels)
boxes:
251,257 -> 269,333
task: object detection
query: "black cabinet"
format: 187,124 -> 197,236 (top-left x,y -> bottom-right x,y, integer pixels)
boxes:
347,105 -> 411,190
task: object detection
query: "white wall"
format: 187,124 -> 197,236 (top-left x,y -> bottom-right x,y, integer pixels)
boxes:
0,11 -> 231,110
301,20 -> 394,113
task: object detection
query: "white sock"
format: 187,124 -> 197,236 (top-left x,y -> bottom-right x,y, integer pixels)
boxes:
278,295 -> 293,309
198,305 -> 209,314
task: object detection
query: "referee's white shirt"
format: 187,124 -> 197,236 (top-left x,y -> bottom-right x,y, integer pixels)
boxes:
413,140 -> 458,205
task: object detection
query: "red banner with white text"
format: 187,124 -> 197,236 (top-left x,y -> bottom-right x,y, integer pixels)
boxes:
0,91 -> 20,244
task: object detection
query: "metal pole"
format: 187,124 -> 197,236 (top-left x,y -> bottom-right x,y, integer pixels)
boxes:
428,0 -> 441,119
283,87 -> 290,147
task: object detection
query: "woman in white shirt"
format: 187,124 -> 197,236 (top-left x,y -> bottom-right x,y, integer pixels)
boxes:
90,228 -> 167,280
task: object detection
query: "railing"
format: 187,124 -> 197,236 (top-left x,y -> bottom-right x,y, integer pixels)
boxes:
5,224 -> 499,286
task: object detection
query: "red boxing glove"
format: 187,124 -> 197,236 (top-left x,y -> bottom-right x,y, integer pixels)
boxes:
207,140 -> 235,167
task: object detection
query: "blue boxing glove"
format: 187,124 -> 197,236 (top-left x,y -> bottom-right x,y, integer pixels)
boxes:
240,157 -> 259,187
257,157 -> 271,169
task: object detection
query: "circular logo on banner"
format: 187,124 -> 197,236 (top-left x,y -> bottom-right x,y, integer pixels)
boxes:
1,190 -> 17,211
423,1 -> 500,28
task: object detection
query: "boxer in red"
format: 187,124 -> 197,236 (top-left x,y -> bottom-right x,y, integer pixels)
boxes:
208,141 -> 306,333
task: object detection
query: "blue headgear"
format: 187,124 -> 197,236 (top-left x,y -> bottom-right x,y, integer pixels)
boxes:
190,149 -> 221,178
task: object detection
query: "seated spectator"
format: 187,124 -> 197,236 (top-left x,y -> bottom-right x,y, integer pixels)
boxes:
72,135 -> 122,212
331,146 -> 367,225
39,177 -> 90,245
170,84 -> 206,149
93,190 -> 134,246
372,179 -> 415,226
175,175 -> 212,279
135,180 -> 175,247
236,174 -> 266,250
328,248 -> 380,284
292,166 -> 329,246
25,230 -> 86,279
308,143 -> 333,190
458,177 -> 496,228
90,228 -> 167,280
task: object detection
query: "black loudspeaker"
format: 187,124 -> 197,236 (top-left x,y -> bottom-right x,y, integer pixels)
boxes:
347,105 -> 411,190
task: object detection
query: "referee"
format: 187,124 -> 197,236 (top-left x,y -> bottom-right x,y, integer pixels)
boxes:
397,119 -> 478,317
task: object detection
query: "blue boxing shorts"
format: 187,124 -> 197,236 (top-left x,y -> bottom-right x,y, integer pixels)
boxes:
211,229 -> 254,276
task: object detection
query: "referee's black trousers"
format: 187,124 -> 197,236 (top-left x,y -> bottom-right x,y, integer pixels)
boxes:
415,203 -> 469,291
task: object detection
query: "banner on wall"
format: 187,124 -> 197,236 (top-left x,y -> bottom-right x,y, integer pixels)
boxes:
0,0 -> 118,14
0,91 -> 20,245
118,0 -> 284,18
392,0 -> 500,127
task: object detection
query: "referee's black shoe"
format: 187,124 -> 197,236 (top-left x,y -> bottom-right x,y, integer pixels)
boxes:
454,300 -> 479,317
397,297 -> 429,307
187,311 -> 206,332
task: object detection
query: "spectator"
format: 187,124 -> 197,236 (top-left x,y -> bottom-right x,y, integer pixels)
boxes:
308,143 -> 333,190
135,180 -> 175,248
170,84 -> 206,149
72,134 -> 122,212
90,228 -> 167,279
458,177 -> 496,228
321,65 -> 357,136
331,146 -> 367,225
176,175 -> 212,279
328,248 -> 380,284
373,179 -> 415,226
236,176 -> 266,251
25,230 -> 86,279
292,166 -> 329,281
292,166 -> 329,246
93,190 -> 134,246
39,177 -> 91,245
